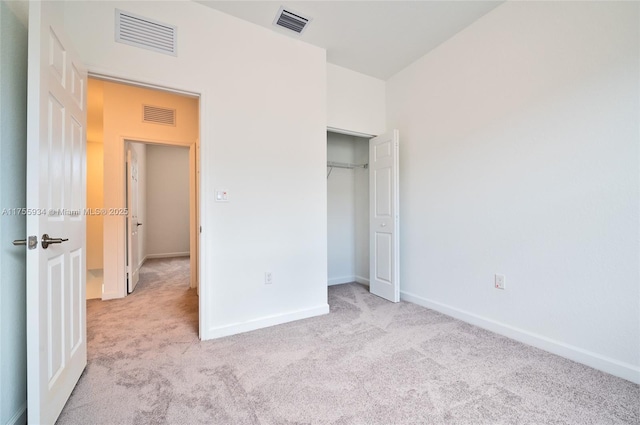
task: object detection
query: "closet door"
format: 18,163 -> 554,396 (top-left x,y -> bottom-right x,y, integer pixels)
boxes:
369,130 -> 400,302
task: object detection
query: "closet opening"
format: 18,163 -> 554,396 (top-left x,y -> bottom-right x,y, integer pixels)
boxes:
327,130 -> 371,287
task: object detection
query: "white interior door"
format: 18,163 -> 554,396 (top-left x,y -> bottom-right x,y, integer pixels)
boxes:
369,130 -> 400,302
126,145 -> 140,293
26,2 -> 87,423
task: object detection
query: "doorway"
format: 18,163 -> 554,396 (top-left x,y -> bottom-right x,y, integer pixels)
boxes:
125,141 -> 191,294
327,130 -> 371,286
86,77 -> 200,315
327,128 -> 401,302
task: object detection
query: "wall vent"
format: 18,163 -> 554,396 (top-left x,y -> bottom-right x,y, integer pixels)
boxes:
143,105 -> 176,126
273,7 -> 312,34
115,9 -> 177,56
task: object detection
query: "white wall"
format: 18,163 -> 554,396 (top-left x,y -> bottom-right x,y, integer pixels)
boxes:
327,63 -> 385,136
327,132 -> 369,285
353,138 -> 369,283
145,144 -> 189,258
327,133 -> 355,284
0,1 -> 27,423
63,1 -> 328,338
387,1 -> 640,383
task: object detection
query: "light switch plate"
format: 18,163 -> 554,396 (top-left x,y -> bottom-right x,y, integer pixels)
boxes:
215,189 -> 229,202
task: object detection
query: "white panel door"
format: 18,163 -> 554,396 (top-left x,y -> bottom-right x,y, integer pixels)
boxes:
369,130 -> 400,302
126,145 -> 140,293
26,2 -> 87,424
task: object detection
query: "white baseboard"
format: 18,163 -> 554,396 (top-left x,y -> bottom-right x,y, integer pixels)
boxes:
401,290 -> 640,385
7,403 -> 27,425
146,252 -> 190,259
101,291 -> 123,300
355,275 -> 369,286
204,304 -> 330,340
328,276 -> 356,286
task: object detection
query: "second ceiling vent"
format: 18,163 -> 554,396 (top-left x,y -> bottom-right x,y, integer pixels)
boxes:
143,105 -> 176,126
273,6 -> 312,35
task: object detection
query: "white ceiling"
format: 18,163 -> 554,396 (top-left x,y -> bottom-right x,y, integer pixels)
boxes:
196,1 -> 503,80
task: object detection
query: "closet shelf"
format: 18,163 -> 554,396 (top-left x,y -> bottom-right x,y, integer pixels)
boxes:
326,161 -> 368,170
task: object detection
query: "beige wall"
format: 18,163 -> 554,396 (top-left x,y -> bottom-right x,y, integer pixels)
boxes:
86,78 -> 198,277
86,79 -> 105,270
102,81 -> 199,149
99,81 -> 198,299
86,141 -> 104,270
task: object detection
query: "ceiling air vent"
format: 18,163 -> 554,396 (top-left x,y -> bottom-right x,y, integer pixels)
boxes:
273,6 -> 312,34
115,9 -> 177,56
143,105 -> 176,126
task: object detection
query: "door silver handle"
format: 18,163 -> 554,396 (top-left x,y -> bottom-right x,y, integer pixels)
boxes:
380,223 -> 387,227
13,236 -> 38,249
41,234 -> 68,249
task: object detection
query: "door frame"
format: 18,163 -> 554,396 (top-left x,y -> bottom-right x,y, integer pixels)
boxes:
326,127 -> 374,287
327,126 -> 374,139
88,71 -> 206,339
125,142 -> 140,294
122,137 -> 199,291
325,126 -> 400,301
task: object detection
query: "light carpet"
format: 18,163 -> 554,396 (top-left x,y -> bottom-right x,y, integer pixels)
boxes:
57,257 -> 639,424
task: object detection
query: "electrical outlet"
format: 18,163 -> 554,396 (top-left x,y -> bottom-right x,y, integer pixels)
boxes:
495,274 -> 505,290
265,272 -> 273,285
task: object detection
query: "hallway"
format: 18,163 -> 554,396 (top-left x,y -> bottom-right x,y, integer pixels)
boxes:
58,257 -> 197,423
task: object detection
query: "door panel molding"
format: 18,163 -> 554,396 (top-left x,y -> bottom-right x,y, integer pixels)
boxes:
369,130 -> 400,302
26,2 -> 87,422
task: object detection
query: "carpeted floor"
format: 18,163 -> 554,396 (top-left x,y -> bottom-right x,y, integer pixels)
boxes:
57,257 -> 639,424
